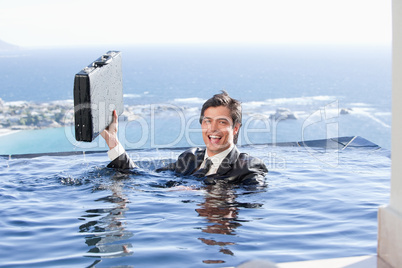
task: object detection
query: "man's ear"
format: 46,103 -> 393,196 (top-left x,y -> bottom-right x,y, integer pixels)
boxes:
233,122 -> 241,135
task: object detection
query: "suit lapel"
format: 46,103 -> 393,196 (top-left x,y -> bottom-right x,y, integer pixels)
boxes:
194,149 -> 206,171
216,146 -> 239,176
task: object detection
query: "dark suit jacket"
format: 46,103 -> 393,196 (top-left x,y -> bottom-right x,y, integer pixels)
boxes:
107,146 -> 268,186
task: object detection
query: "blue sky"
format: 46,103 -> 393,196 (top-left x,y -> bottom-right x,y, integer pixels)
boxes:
0,0 -> 392,47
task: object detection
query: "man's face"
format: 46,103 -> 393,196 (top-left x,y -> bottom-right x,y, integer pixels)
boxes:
201,106 -> 240,156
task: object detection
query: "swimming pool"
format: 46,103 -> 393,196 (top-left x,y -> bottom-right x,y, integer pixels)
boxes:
0,137 -> 390,267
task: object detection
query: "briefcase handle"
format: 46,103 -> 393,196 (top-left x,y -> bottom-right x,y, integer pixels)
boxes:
93,55 -> 111,66
94,51 -> 118,67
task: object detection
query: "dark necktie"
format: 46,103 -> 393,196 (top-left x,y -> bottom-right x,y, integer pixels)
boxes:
192,158 -> 213,178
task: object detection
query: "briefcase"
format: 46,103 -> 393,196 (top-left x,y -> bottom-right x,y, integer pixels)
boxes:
73,51 -> 124,142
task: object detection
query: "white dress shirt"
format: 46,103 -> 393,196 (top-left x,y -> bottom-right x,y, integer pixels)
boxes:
202,145 -> 234,176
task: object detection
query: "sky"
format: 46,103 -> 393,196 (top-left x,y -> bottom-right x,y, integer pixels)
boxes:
0,0 -> 392,48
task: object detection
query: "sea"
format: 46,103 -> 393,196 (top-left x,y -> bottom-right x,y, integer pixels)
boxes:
0,43 -> 392,155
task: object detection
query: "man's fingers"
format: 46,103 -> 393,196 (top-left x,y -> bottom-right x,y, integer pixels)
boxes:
113,110 -> 118,124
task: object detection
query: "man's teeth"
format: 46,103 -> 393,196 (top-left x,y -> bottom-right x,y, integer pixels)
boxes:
209,135 -> 221,139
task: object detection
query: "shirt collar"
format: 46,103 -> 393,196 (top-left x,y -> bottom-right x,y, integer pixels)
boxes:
205,144 -> 234,163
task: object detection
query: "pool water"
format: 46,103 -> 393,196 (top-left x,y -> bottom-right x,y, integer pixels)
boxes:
0,137 -> 390,267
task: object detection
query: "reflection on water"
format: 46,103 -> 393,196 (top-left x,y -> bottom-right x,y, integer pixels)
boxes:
76,169 -> 265,266
196,182 -> 263,264
78,173 -> 134,263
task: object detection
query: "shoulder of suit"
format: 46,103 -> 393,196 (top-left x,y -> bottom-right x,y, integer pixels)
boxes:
235,152 -> 268,175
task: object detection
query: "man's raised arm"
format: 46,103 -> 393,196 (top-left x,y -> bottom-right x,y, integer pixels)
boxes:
101,110 -> 137,169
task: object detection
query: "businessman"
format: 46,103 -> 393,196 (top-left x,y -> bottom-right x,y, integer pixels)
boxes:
101,91 -> 268,186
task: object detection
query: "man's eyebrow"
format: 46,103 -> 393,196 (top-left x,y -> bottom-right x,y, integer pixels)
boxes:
216,117 -> 230,121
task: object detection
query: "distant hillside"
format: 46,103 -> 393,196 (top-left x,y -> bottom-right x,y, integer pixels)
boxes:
0,39 -> 19,50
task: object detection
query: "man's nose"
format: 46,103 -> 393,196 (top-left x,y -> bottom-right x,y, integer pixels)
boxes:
209,120 -> 219,131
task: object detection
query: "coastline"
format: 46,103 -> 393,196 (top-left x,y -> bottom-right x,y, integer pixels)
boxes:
0,98 -> 74,131
0,97 -> 300,134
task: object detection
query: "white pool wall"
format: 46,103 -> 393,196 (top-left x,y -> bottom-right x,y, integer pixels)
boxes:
377,0 -> 402,267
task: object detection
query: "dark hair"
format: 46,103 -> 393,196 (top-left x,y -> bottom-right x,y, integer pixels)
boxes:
199,91 -> 242,144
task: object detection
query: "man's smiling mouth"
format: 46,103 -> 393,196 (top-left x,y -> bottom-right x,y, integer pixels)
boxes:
208,135 -> 222,144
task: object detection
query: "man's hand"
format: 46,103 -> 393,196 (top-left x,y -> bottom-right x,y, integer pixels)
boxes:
101,110 -> 119,150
